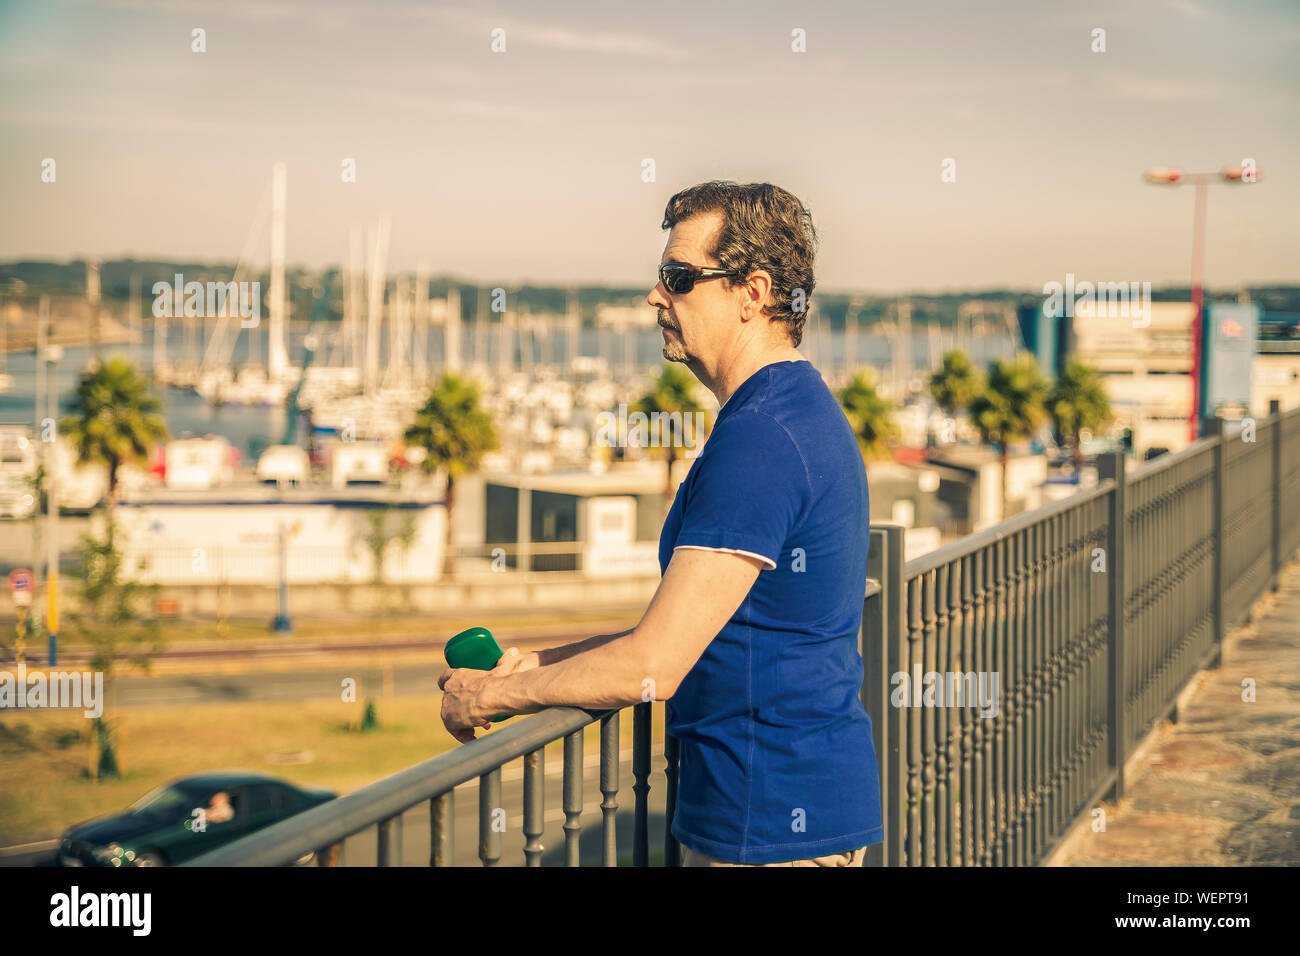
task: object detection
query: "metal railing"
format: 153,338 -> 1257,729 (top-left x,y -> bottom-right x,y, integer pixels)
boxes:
188,406 -> 1300,867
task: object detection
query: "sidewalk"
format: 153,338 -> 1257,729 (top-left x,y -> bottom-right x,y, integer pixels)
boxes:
1056,560 -> 1300,866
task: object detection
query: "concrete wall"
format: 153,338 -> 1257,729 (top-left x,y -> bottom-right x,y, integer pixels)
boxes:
114,500 -> 447,585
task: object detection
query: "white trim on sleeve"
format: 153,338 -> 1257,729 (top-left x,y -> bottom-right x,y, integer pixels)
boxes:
673,544 -> 778,571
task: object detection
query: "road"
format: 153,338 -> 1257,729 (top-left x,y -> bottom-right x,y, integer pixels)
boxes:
106,663 -> 450,707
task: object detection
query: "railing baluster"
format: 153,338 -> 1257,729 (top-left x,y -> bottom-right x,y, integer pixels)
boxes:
977,546 -> 982,868
430,790 -> 453,866
906,574 -> 923,867
958,553 -> 974,866
1010,530 -> 1026,866
633,700 -> 651,867
479,768 -> 501,867
1099,452 -> 1127,802
563,730 -> 583,867
523,748 -> 544,866
377,814 -> 400,867
933,563 -> 950,867
600,711 -> 620,866
992,537 -> 1007,867
664,731 -> 680,867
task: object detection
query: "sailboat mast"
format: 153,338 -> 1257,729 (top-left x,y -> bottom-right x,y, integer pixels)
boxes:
566,288 -> 579,370
445,286 -> 462,374
364,217 -> 389,396
413,268 -> 429,382
347,226 -> 362,370
267,162 -> 289,381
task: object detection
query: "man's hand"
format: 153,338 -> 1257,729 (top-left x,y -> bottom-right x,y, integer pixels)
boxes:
437,649 -> 538,743
438,667 -> 494,743
493,647 -> 540,676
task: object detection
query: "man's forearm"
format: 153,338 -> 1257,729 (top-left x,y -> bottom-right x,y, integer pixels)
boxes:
536,628 -> 634,666
486,631 -> 651,714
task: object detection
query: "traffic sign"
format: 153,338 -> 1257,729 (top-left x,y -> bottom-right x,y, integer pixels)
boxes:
8,568 -> 34,608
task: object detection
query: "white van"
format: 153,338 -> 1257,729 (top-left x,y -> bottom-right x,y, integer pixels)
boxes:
257,445 -> 310,487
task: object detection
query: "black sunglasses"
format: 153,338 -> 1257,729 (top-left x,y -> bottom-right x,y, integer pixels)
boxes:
658,261 -> 740,295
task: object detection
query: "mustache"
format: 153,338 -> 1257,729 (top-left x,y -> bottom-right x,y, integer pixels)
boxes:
657,310 -> 677,330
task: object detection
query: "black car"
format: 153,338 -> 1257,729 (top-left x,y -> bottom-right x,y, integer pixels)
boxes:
57,770 -> 336,867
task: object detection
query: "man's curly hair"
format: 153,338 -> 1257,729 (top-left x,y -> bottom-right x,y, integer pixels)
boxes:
661,181 -> 818,347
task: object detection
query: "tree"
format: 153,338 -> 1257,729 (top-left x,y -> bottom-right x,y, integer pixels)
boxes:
61,357 -> 168,511
1047,360 -> 1112,477
361,506 -> 419,586
404,374 -> 499,578
362,507 -> 392,586
631,363 -> 708,510
67,517 -> 162,779
968,353 -> 1050,517
837,371 -> 899,462
928,349 -> 982,419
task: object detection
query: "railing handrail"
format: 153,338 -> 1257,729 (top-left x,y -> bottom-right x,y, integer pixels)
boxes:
903,480 -> 1114,579
905,408 -> 1282,581
183,705 -> 610,867
1124,432 -> 1216,483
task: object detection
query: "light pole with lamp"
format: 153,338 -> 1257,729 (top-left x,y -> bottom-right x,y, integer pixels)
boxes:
1143,164 -> 1259,442
45,341 -> 63,666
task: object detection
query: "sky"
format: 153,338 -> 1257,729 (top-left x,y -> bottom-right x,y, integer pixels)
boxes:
1,0 -> 1297,293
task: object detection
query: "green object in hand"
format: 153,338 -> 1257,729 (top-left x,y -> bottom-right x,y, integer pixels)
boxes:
444,626 -> 509,722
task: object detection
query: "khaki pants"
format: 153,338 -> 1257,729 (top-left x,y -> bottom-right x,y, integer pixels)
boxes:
681,845 -> 866,867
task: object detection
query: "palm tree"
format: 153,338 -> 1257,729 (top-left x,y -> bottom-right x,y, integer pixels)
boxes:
61,356 -> 168,512
837,371 -> 899,462
928,349 -> 982,420
404,374 -> 498,578
59,357 -> 167,780
631,363 -> 707,510
1047,360 -> 1112,478
968,353 -> 1050,517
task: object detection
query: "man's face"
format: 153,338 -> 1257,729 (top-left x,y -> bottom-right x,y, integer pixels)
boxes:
646,210 -> 733,366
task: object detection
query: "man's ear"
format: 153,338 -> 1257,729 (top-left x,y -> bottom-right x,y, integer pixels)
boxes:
741,270 -> 773,319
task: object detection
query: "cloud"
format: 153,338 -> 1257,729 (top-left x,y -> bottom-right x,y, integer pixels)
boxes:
1158,0 -> 1215,19
73,0 -> 332,22
1097,70 -> 1219,103
412,7 -> 687,60
75,0 -> 686,57
355,88 -> 549,124
0,103 -> 242,133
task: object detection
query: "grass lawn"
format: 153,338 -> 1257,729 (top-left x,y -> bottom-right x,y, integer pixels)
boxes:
0,697 -> 461,845
32,607 -> 642,653
0,696 -> 665,846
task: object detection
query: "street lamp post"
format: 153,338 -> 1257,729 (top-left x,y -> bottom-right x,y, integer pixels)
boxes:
1144,164 -> 1259,442
46,341 -> 63,666
272,520 -> 292,633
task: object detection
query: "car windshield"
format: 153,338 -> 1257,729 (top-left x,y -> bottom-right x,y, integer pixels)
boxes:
128,784 -> 203,818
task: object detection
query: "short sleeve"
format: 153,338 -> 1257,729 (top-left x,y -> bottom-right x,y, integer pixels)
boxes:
671,410 -> 808,571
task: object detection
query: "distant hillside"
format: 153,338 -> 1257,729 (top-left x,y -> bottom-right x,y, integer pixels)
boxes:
2,259 -> 1298,330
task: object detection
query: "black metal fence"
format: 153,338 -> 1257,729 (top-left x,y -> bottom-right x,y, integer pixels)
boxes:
188,406 -> 1300,867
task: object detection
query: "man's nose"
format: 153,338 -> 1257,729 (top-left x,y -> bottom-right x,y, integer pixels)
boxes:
648,283 -> 670,310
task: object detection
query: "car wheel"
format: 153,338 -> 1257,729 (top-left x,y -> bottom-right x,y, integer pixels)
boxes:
292,850 -> 317,866
133,851 -> 165,867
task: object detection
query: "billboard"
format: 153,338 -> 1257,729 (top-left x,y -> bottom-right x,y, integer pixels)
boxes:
1201,303 -> 1259,418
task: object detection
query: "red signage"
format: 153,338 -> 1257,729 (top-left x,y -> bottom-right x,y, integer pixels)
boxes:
8,568 -> 34,608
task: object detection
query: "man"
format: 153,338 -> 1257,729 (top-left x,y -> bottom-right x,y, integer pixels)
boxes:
440,181 -> 882,866
205,791 -> 235,824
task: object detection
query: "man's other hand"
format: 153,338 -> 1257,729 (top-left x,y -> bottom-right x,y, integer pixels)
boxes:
438,667 -> 493,744
493,647 -> 540,675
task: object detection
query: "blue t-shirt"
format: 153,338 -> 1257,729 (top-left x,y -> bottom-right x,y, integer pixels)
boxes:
659,358 -> 883,863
